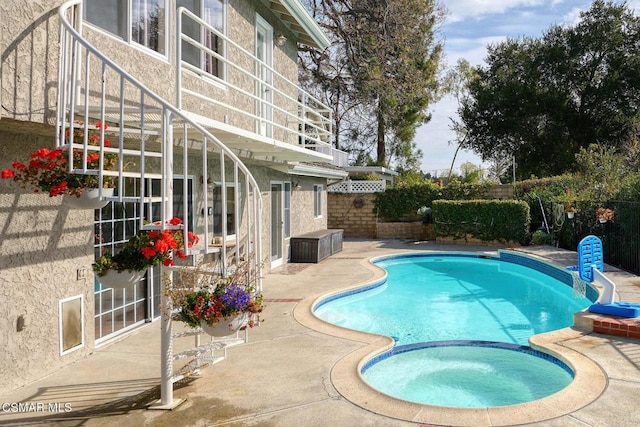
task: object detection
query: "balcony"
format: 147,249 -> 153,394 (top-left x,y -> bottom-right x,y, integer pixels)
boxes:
176,8 -> 334,165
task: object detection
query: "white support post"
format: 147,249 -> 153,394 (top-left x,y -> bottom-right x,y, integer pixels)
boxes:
150,111 -> 183,410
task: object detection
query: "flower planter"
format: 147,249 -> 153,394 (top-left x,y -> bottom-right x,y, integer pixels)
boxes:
97,269 -> 146,289
599,218 -> 608,224
65,188 -> 114,210
200,313 -> 249,337
567,212 -> 575,219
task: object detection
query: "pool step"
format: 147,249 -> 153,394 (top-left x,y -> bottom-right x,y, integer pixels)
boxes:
574,311 -> 640,339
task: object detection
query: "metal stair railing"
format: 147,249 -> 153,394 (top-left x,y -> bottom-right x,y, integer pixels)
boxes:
176,7 -> 333,149
57,0 -> 263,409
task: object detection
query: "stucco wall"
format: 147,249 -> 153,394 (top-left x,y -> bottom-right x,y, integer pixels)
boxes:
0,127 -> 95,393
1,1 -> 62,125
244,163 -> 328,270
1,1 -> 301,136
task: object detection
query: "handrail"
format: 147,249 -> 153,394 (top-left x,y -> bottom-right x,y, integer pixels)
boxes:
176,7 -> 332,150
57,0 -> 262,265
58,0 -> 263,408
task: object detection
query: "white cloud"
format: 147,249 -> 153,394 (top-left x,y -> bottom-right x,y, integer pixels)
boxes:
444,36 -> 508,66
443,0 -> 547,22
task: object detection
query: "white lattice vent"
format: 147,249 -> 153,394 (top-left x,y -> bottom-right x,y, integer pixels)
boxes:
328,180 -> 386,193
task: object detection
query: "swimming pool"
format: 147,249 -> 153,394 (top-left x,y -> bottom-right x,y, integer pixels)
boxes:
314,252 -> 596,407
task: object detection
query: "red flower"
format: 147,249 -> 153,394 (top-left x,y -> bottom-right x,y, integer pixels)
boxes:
163,258 -> 175,266
32,148 -> 50,159
11,162 -> 26,170
175,250 -> 187,259
141,246 -> 157,259
154,239 -> 169,253
1,169 -> 15,179
187,231 -> 199,244
148,231 -> 159,239
169,217 -> 182,226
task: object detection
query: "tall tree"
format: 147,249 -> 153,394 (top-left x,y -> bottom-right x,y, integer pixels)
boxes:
458,0 -> 640,179
300,0 -> 444,167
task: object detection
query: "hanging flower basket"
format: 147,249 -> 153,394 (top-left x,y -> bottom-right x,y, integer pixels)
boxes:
200,313 -> 249,337
92,217 -> 199,278
167,260 -> 265,334
97,269 -> 146,289
1,122 -> 118,200
65,187 -> 114,210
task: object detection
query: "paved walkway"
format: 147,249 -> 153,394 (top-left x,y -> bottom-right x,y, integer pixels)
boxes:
1,240 -> 639,426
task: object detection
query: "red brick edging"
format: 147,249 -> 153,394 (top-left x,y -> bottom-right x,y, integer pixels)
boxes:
592,316 -> 640,338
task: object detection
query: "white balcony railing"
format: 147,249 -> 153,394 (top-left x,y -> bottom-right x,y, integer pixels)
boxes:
177,8 -> 333,154
316,146 -> 349,167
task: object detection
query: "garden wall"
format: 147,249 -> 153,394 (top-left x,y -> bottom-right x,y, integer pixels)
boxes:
327,193 -> 435,240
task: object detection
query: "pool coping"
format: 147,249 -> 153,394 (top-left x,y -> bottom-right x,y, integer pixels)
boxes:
293,250 -> 608,427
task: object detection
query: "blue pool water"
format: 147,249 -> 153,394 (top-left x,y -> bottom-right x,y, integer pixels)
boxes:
362,342 -> 575,407
315,255 -> 591,346
314,253 -> 593,407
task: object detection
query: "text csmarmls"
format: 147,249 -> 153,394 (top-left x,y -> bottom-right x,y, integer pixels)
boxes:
1,402 -> 72,413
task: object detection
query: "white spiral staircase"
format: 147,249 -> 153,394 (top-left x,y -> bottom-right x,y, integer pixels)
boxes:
57,0 -> 264,408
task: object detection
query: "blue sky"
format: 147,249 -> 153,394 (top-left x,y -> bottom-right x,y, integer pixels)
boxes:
417,0 -> 640,176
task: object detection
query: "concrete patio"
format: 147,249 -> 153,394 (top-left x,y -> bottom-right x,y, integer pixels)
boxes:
1,239 -> 639,426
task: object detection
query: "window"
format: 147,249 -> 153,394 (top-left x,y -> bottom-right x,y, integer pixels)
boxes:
177,0 -> 225,77
84,0 -> 167,55
213,183 -> 238,236
148,176 -> 196,233
313,184 -> 323,218
93,178 -> 148,342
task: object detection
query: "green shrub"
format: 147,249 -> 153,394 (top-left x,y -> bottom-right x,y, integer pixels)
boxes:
433,200 -> 530,244
531,229 -> 553,245
373,180 -> 493,221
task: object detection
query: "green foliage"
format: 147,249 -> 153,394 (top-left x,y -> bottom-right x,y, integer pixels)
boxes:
374,182 -> 442,221
515,175 -> 576,199
394,169 -> 428,187
459,0 -> 640,178
616,171 -> 640,201
531,230 -> 553,246
575,144 -> 630,201
373,180 -> 495,221
440,179 -> 491,200
433,200 -> 530,244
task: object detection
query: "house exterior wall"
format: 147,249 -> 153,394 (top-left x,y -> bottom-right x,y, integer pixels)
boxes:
1,1 -> 300,135
0,0 -> 332,393
1,1 -> 62,125
0,127 -> 95,393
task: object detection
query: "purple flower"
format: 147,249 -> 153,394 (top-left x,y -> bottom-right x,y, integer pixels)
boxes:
220,284 -> 251,310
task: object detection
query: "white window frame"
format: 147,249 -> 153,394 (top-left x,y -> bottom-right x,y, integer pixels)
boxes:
213,181 -> 237,239
284,182 -> 291,239
313,184 -> 323,218
83,0 -> 170,61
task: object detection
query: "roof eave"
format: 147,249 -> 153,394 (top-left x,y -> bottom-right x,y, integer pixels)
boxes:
275,0 -> 330,50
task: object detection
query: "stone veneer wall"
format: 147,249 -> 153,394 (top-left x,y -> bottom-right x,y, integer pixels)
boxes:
486,184 -> 515,200
0,128 -> 95,393
327,193 -> 377,238
327,193 -> 434,240
377,223 -> 435,241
